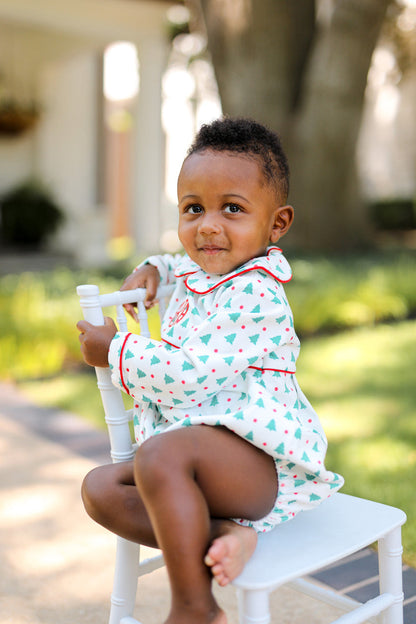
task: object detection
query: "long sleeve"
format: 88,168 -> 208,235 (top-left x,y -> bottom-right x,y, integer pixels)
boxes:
108,276 -> 298,408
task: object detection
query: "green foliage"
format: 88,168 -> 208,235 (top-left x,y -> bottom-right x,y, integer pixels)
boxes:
0,267 -> 160,381
370,198 -> 416,230
297,320 -> 416,567
285,251 -> 416,336
0,179 -> 64,247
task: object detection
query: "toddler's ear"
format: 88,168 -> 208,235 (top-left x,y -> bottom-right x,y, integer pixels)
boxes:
270,205 -> 294,242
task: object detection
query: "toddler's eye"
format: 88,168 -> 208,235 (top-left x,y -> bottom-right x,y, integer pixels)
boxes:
185,204 -> 203,215
224,203 -> 242,214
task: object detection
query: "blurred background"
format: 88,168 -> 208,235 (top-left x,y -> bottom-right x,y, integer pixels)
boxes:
0,0 -> 415,568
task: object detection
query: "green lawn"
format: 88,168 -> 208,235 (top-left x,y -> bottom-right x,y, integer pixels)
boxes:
297,320 -> 416,566
21,319 -> 416,566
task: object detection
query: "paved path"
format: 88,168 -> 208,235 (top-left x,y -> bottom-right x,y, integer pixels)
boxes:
0,382 -> 413,623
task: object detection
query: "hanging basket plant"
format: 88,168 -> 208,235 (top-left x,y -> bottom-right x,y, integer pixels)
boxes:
0,100 -> 40,137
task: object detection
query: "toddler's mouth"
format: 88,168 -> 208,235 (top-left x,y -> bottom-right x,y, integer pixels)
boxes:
199,245 -> 225,254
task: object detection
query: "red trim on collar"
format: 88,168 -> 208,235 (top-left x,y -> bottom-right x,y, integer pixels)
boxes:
175,247 -> 291,295
184,265 -> 292,295
119,333 -> 132,395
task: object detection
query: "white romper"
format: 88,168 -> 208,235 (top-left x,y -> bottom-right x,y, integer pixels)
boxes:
109,247 -> 344,532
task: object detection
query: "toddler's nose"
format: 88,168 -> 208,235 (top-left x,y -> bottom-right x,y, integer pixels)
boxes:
198,213 -> 221,234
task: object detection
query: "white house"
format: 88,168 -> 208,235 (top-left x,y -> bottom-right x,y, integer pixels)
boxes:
0,0 -> 185,267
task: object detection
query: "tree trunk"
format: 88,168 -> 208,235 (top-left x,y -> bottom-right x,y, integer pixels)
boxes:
288,0 -> 392,250
198,0 -> 315,145
195,0 -> 393,250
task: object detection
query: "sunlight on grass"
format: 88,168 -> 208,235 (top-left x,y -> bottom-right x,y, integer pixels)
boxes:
297,320 -> 416,566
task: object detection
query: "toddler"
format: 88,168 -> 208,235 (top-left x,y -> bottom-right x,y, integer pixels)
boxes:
77,117 -> 343,624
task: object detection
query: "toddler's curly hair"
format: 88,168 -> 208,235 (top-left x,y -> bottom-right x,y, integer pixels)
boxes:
187,117 -> 290,203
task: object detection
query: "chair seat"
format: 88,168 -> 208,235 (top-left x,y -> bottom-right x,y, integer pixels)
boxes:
233,493 -> 406,590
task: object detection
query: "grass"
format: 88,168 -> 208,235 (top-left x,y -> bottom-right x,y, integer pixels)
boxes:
297,320 -> 416,566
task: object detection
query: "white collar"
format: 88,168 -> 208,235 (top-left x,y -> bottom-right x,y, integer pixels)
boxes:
175,247 -> 292,294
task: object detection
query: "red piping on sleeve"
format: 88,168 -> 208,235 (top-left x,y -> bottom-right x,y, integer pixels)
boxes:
119,333 -> 132,395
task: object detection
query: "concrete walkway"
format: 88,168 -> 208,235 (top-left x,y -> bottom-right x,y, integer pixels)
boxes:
0,382 -> 386,624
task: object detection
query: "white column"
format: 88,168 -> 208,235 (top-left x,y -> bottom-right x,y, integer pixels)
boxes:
131,34 -> 168,256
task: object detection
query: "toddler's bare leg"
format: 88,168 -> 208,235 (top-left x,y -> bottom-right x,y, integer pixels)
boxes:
81,460 -> 158,547
134,426 -> 277,624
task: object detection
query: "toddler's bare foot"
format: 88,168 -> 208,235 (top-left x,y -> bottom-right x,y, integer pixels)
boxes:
205,521 -> 257,586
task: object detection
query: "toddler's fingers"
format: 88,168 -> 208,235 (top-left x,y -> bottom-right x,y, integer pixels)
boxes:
124,302 -> 139,322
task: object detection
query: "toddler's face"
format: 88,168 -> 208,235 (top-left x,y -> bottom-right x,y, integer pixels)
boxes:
177,149 -> 289,275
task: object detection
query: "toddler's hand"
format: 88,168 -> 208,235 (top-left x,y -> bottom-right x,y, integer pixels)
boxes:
120,264 -> 160,321
77,317 -> 117,367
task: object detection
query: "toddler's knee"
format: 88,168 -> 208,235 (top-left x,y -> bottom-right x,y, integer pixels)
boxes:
134,436 -> 177,493
81,466 -> 107,520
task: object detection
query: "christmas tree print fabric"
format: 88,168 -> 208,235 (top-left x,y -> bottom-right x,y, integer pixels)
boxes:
108,247 -> 344,532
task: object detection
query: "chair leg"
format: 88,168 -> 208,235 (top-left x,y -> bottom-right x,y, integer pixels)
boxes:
109,536 -> 141,624
237,587 -> 271,624
377,526 -> 404,624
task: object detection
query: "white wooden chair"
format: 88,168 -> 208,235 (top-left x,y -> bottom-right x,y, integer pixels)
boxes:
77,283 -> 407,624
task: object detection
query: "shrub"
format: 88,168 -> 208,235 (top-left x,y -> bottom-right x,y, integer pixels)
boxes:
0,179 -> 64,247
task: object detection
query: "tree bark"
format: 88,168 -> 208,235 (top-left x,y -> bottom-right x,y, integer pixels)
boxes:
288,0 -> 392,249
194,0 -> 393,250
199,0 -> 315,145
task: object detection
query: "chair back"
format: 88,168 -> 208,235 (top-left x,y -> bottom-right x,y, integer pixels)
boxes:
76,284 -> 174,463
